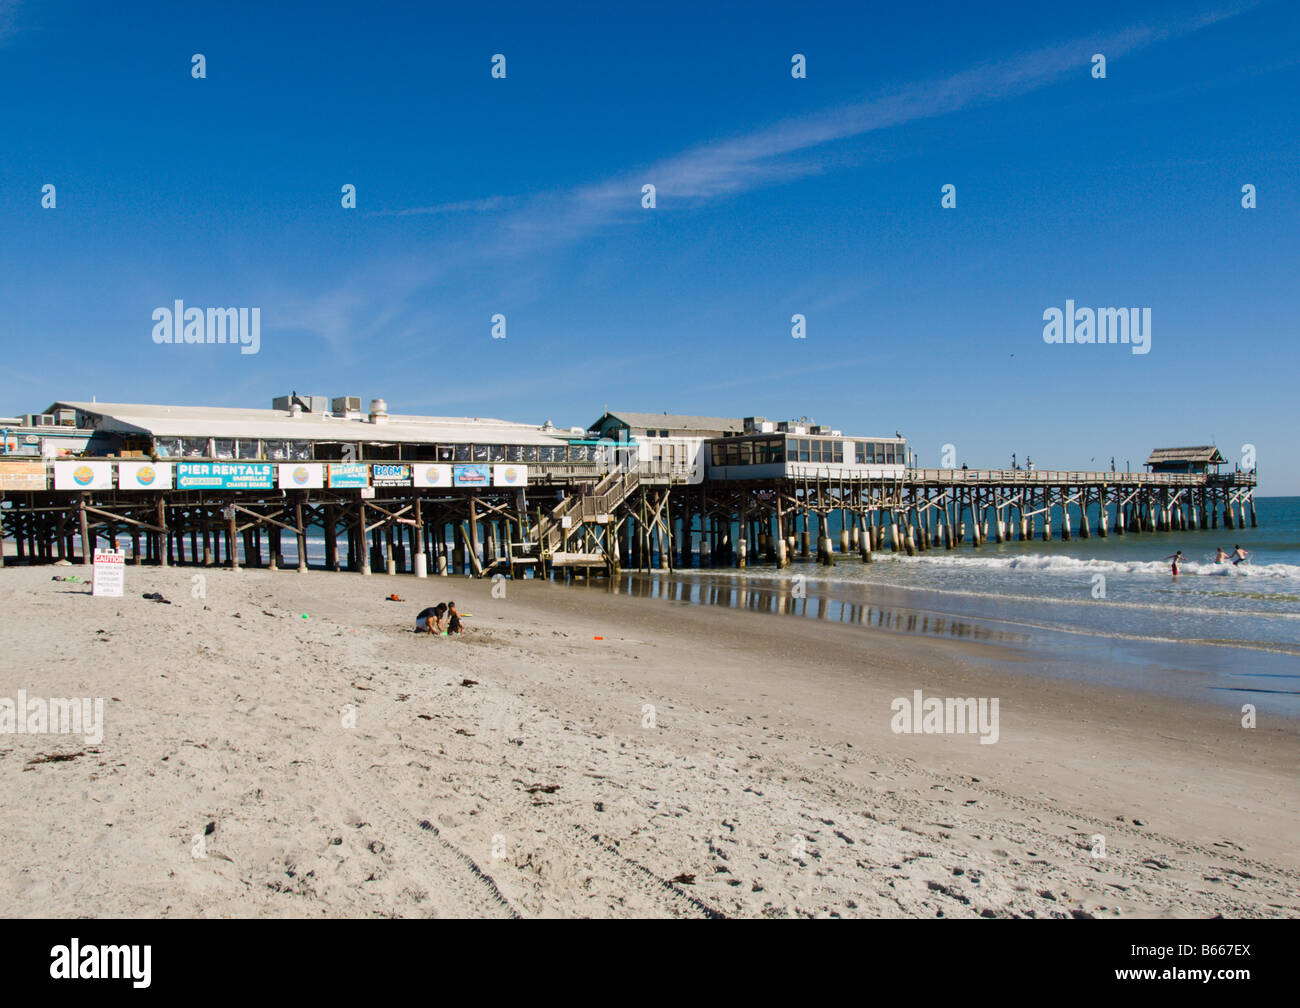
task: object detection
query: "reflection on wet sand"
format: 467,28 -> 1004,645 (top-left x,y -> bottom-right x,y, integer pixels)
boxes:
596,572 -> 1028,644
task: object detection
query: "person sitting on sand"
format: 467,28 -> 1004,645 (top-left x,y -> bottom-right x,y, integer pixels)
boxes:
415,603 -> 447,634
446,601 -> 463,636
1214,547 -> 1229,564
1232,545 -> 1250,566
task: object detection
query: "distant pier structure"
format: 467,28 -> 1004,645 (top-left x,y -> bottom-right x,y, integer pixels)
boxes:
0,398 -> 1258,576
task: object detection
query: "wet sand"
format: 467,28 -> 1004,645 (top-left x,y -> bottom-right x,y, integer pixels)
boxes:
1,563 -> 1296,918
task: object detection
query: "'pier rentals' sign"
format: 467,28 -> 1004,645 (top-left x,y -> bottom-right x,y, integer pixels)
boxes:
176,462 -> 274,490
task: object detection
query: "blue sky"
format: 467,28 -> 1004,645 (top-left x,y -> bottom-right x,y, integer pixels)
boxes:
1,0 -> 1297,492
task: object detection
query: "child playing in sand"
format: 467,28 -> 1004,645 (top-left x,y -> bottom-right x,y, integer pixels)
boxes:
446,601 -> 463,636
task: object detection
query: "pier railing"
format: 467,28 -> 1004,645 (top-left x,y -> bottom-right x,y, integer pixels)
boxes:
906,468 -> 1255,486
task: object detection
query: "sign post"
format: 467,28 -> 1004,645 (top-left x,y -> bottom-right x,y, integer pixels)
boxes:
92,549 -> 125,597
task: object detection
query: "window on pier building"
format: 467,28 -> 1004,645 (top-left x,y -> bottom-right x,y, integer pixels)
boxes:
154,437 -> 181,458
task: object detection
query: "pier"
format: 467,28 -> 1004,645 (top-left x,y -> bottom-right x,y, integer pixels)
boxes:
0,399 -> 1258,577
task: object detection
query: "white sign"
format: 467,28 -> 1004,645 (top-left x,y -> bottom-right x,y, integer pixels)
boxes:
118,461 -> 173,490
493,464 -> 528,487
561,515 -> 573,529
360,487 -> 376,499
92,549 -> 125,597
277,463 -> 324,489
413,464 -> 452,488
53,461 -> 114,491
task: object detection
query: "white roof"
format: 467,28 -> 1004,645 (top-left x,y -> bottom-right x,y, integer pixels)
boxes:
51,401 -> 571,446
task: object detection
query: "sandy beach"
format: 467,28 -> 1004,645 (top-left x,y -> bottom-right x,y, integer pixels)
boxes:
1,563 -> 1297,919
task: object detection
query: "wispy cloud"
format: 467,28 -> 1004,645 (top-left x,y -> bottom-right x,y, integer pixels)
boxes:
282,3 -> 1261,355
491,3 -> 1260,254
0,0 -> 24,45
366,196 -> 512,218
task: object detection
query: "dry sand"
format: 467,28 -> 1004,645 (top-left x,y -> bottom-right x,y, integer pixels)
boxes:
1,563 -> 1296,918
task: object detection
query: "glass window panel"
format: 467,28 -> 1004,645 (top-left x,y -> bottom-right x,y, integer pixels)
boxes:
290,441 -> 312,460
834,443 -> 844,463
523,445 -> 538,462
739,442 -> 753,465
454,444 -> 471,461
213,439 -> 235,459
154,438 -> 180,458
770,438 -> 784,464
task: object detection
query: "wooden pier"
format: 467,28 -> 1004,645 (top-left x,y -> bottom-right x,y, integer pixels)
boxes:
0,462 -> 1258,577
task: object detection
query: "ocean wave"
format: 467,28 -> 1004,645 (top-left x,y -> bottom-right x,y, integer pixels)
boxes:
893,554 -> 1300,579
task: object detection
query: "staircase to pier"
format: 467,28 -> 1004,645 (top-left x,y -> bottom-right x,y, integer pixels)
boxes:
535,469 -> 641,565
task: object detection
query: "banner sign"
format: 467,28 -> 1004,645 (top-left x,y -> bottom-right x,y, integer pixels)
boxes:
0,461 -> 48,490
412,464 -> 452,488
493,464 -> 528,487
452,463 -> 491,487
371,463 -> 412,487
278,463 -> 324,489
118,461 -> 173,490
92,549 -> 125,597
53,461 -> 114,490
177,461 -> 274,490
327,463 -> 370,488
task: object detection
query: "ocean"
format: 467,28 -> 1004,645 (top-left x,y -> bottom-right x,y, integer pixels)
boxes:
602,497 -> 1300,716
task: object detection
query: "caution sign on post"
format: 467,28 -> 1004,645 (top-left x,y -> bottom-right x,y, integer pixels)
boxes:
92,549 -> 125,597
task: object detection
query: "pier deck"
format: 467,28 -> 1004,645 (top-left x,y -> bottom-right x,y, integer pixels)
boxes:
0,457 -> 1258,576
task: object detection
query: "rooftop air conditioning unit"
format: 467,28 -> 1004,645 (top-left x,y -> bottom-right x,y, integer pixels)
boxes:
332,396 -> 361,414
